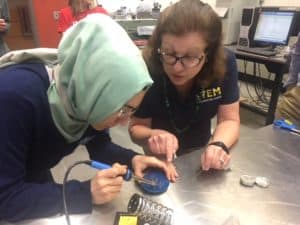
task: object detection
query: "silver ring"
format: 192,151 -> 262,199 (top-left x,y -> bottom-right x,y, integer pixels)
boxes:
219,159 -> 225,165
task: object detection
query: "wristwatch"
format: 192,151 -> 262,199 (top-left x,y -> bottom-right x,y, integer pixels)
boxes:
208,141 -> 229,154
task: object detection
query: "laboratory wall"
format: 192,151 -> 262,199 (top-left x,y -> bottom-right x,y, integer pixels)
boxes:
99,0 -> 180,13
5,0 -> 300,50
263,0 -> 300,7
99,0 -> 300,14
30,0 -> 66,48
5,0 -> 36,50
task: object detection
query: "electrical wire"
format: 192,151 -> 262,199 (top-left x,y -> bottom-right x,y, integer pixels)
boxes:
243,61 -> 258,103
241,60 -> 270,111
255,64 -> 271,104
253,63 -> 269,110
62,160 -> 92,225
253,63 -> 264,101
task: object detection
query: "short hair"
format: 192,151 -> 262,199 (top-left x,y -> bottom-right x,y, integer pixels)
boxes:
143,0 -> 226,87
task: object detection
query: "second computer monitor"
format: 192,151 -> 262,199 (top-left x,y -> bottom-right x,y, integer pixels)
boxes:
253,10 -> 295,47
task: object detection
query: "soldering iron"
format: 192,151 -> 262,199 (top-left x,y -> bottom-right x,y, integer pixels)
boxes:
86,160 -> 156,185
62,160 -> 156,225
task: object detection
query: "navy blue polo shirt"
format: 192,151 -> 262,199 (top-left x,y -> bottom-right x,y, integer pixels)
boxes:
134,50 -> 239,154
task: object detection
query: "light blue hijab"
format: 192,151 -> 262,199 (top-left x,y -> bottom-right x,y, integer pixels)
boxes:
47,14 -> 152,142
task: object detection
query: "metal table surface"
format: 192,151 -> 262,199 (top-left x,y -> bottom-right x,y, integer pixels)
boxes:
2,126 -> 300,225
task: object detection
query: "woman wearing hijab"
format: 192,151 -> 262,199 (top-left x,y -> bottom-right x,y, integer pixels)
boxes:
0,14 -> 175,222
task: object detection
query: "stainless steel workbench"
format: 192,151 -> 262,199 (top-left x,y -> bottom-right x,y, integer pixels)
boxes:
2,126 -> 300,225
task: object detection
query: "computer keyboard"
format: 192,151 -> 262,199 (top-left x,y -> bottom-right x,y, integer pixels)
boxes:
237,46 -> 276,57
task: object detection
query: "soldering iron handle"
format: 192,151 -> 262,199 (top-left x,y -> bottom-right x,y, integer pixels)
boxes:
90,160 -> 132,181
91,161 -> 111,170
123,168 -> 132,181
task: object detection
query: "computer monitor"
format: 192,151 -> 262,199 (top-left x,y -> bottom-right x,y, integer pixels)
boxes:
253,10 -> 295,47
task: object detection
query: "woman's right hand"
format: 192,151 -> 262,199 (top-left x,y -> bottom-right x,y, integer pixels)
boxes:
147,130 -> 179,162
90,163 -> 127,205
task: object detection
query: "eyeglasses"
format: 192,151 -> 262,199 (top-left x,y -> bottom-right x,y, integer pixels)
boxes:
157,48 -> 205,68
118,104 -> 137,119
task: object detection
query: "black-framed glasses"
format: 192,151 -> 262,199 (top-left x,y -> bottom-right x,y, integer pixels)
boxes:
158,48 -> 205,68
118,104 -> 137,119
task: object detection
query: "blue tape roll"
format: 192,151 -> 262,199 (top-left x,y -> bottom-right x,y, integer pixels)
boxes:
137,168 -> 170,195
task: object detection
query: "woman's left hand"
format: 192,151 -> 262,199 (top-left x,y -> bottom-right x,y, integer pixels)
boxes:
131,155 -> 178,182
200,145 -> 231,171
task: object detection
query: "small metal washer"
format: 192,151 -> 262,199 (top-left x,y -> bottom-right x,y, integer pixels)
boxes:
255,176 -> 270,188
240,175 -> 256,187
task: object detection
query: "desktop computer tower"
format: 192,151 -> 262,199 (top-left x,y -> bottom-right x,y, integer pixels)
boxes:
215,0 -> 259,45
237,7 -> 260,48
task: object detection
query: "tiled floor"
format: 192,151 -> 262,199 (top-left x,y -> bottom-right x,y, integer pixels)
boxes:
51,105 -> 267,183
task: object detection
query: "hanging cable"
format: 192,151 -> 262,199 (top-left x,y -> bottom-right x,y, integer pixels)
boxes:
62,160 -> 91,225
242,60 -> 269,111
